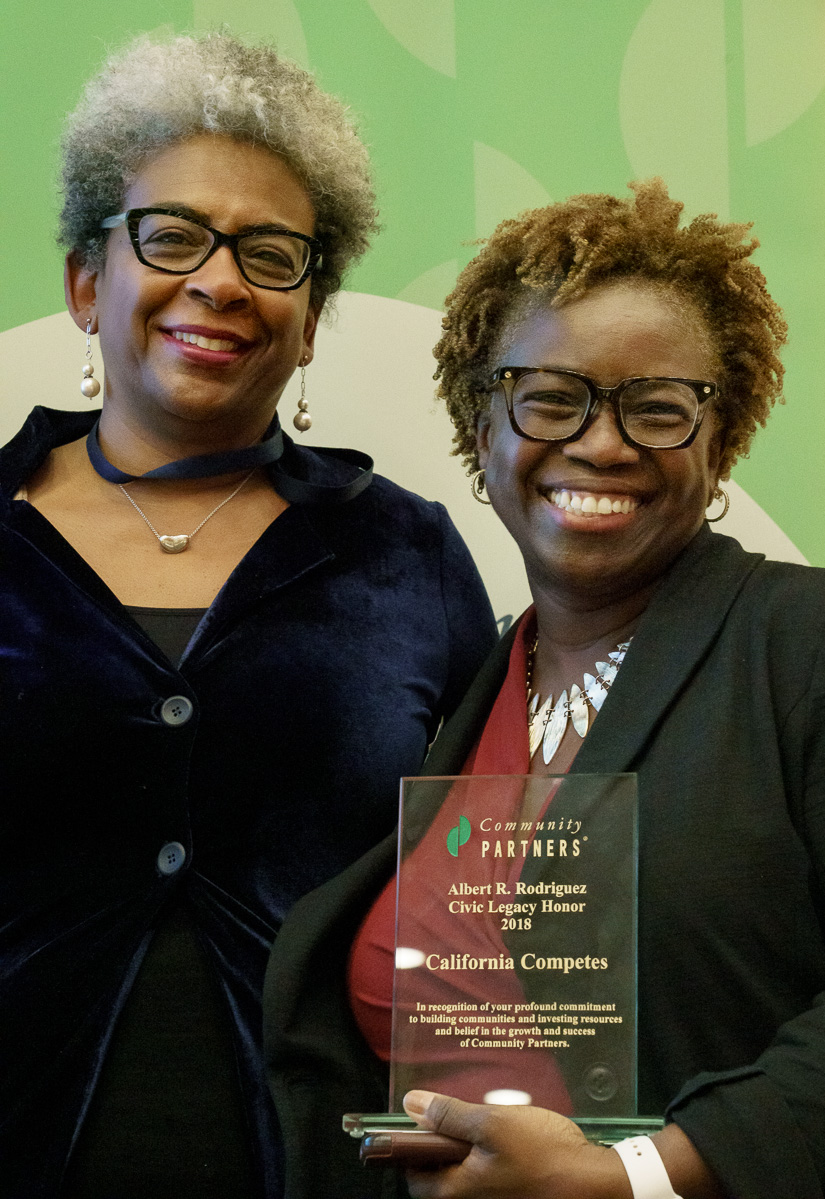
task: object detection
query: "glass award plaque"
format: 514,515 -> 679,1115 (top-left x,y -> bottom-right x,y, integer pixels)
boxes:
389,774 -> 657,1139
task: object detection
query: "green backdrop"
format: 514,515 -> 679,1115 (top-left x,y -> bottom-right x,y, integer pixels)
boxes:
3,0 -> 824,560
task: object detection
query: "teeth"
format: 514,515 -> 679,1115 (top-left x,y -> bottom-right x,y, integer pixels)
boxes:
173,331 -> 239,352
549,489 -> 639,517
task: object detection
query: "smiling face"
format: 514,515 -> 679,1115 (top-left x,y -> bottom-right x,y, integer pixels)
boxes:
66,134 -> 319,445
477,279 -> 723,606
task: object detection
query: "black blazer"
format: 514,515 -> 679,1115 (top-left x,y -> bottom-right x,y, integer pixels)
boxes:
265,526 -> 825,1199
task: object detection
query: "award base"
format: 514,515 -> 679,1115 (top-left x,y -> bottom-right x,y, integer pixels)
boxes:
344,1112 -> 664,1146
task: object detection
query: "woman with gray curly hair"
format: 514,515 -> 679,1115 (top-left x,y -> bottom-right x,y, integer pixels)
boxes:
0,31 -> 495,1199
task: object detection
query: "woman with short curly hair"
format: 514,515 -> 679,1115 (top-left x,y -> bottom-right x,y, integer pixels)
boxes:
0,31 -> 496,1198
267,182 -> 825,1199
435,178 -> 786,485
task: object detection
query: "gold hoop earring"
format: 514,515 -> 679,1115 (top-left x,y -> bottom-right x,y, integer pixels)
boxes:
293,361 -> 312,432
80,318 -> 101,399
706,488 -> 730,523
471,470 -> 492,505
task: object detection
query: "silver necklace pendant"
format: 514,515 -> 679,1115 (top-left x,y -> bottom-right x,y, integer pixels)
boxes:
119,470 -> 254,554
542,689 -> 568,765
582,672 -> 608,711
528,692 -> 553,758
159,534 -> 190,554
569,682 -> 589,738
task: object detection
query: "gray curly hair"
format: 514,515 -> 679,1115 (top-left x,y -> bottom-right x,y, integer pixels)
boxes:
59,31 -> 378,309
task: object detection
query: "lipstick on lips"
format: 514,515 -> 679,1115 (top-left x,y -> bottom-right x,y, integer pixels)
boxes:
160,324 -> 253,365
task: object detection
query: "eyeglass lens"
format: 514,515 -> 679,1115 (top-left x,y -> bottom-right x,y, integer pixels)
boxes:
509,372 -> 701,448
136,213 -> 311,286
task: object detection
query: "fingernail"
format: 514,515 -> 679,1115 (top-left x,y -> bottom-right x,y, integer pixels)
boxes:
403,1090 -> 435,1118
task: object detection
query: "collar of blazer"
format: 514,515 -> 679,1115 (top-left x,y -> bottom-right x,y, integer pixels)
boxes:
423,524 -> 765,779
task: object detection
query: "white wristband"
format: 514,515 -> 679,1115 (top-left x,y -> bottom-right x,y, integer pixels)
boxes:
612,1136 -> 683,1199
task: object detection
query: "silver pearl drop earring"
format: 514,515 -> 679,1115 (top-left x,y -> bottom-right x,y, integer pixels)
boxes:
293,362 -> 312,432
80,319 -> 101,399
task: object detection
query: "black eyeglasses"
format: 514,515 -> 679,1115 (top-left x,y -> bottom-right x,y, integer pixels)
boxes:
490,367 -> 716,450
101,208 -> 322,291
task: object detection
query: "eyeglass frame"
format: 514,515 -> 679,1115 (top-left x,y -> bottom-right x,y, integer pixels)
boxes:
100,207 -> 322,291
488,366 -> 717,451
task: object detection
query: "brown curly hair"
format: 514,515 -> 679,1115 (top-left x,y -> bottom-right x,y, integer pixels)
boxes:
434,179 -> 787,480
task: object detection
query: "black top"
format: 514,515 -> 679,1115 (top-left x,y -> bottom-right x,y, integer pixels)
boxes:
62,907 -> 256,1198
63,608 -> 257,1198
127,606 -> 206,667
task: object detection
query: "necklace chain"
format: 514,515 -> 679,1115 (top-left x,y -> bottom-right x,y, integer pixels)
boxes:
118,471 -> 255,553
526,634 -> 631,764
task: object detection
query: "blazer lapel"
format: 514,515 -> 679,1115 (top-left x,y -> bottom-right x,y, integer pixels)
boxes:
422,622 -> 520,776
420,529 -> 764,781
573,527 -> 765,775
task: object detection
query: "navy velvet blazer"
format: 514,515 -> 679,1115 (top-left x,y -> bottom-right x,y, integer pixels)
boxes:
265,526 -> 825,1199
0,407 -> 497,1197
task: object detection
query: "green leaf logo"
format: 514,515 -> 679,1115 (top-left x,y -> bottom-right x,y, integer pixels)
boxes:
447,815 -> 471,857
